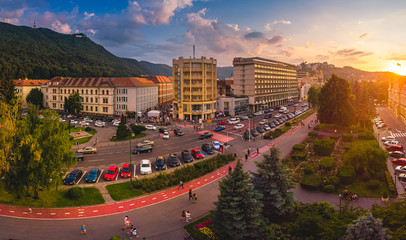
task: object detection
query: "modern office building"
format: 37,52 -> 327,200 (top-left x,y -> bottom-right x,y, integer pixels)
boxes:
233,57 -> 298,112
172,57 -> 217,121
14,79 -> 49,108
388,76 -> 406,123
146,76 -> 173,105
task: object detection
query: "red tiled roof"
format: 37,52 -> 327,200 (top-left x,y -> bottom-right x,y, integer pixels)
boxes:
46,77 -> 156,87
146,76 -> 172,84
14,79 -> 49,86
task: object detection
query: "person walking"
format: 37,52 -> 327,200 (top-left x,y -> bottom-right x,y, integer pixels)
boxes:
122,216 -> 131,230
245,154 -> 248,161
178,180 -> 184,190
181,210 -> 186,221
188,189 -> 193,200
228,165 -> 232,173
257,147 -> 259,154
193,193 -> 198,203
81,224 -> 86,235
185,211 -> 191,222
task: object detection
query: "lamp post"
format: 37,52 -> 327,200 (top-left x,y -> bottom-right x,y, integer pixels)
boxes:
339,194 -> 342,216
130,134 -> 133,184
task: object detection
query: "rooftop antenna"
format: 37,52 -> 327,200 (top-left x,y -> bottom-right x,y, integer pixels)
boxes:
33,20 -> 36,29
193,45 -> 195,59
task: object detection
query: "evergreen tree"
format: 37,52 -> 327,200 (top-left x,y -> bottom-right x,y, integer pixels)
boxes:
64,92 -> 83,115
26,88 -> 44,108
212,161 -> 265,240
116,114 -> 130,140
0,66 -> 16,104
345,212 -> 390,240
251,147 -> 296,222
307,86 -> 320,108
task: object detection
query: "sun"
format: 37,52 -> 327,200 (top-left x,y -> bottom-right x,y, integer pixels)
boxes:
387,62 -> 406,76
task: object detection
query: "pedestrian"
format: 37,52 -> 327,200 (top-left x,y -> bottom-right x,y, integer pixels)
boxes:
228,165 -> 232,173
181,210 -> 186,221
193,193 -> 198,203
93,141 -> 96,147
245,154 -> 248,161
178,180 -> 184,190
234,153 -> 237,158
122,216 -> 131,230
185,211 -> 191,222
254,137 -> 256,142
28,207 -> 32,214
81,224 -> 86,235
257,147 -> 259,154
189,189 -> 193,200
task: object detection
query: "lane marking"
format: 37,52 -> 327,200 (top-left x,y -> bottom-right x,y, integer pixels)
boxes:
130,203 -> 135,206
152,198 -> 156,200
79,212 -> 85,214
50,213 -> 56,215
96,170 -> 103,183
93,210 -> 98,213
197,182 -> 201,184
65,212 -> 70,215
141,200 -> 146,203
9,211 -> 14,213
37,213 -> 42,215
172,191 -> 176,194
118,206 -> 123,209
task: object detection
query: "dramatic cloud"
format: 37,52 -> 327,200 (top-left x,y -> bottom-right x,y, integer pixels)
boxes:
244,31 -> 265,39
268,35 -> 283,45
359,33 -> 368,39
386,54 -> 406,61
335,48 -> 373,57
226,23 -> 239,31
272,19 -> 291,25
140,0 -> 194,25
51,19 -> 71,33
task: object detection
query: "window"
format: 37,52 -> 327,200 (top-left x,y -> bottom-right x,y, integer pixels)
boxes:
52,89 -> 56,93
52,103 -> 56,108
95,98 -> 98,103
60,104 -> 63,108
103,98 -> 108,104
86,90 -> 88,94
91,90 -> 93,94
91,98 -> 93,103
90,106 -> 93,111
81,89 -> 84,94
106,90 -> 109,95
46,88 -> 48,92
64,89 -> 66,94
86,106 -> 88,111
68,89 -> 70,94
86,97 -> 89,102
95,90 -> 97,94
102,90 -> 105,95
103,107 -> 108,112
53,96 -> 56,100
60,96 -> 63,101
95,106 -> 98,112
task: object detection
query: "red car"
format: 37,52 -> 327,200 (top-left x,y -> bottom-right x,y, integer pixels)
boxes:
104,165 -> 119,181
217,121 -> 227,125
120,163 -> 132,178
392,158 -> 406,166
191,149 -> 204,159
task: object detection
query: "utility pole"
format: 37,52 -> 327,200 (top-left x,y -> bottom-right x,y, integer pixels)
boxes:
130,133 -> 133,184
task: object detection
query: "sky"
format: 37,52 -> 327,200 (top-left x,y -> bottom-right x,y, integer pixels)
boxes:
1,0 -> 406,74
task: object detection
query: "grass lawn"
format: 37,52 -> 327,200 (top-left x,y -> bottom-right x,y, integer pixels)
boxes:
337,178 -> 393,198
106,182 -> 144,201
0,186 -> 104,207
110,133 -> 146,142
64,126 -> 85,134
69,129 -> 95,145
184,214 -> 214,240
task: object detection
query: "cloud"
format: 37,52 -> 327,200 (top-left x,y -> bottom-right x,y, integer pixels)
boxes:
272,19 -> 291,25
315,54 -> 329,61
51,19 -> 71,33
335,48 -> 373,57
359,33 -> 368,39
140,0 -> 194,25
83,12 -> 94,20
305,41 -> 313,49
267,35 -> 283,45
226,23 -> 239,31
244,31 -> 265,39
264,23 -> 272,31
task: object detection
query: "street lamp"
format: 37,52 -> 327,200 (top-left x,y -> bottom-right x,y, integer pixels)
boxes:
129,133 -> 133,184
339,194 -> 342,216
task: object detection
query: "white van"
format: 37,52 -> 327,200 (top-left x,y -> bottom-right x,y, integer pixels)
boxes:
228,118 -> 240,124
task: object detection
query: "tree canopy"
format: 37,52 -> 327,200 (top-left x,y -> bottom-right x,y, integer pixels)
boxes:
345,213 -> 390,240
64,92 -> 83,115
26,88 -> 44,108
307,86 -> 321,108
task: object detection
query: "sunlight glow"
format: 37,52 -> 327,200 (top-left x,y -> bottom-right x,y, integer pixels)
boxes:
387,61 -> 406,76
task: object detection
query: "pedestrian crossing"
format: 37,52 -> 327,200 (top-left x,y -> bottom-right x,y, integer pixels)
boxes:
197,130 -> 235,143
389,132 -> 406,138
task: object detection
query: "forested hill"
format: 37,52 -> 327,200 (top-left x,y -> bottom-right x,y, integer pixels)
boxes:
0,22 -> 171,79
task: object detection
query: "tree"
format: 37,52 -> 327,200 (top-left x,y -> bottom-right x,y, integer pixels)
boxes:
345,212 -> 390,240
351,80 -> 376,130
251,147 -> 296,222
307,86 -> 320,108
0,100 -> 19,173
26,88 -> 44,108
212,161 -> 265,240
116,114 -> 130,140
131,124 -> 146,135
64,92 -> 83,115
318,74 -> 356,126
372,198 -> 406,239
0,65 -> 16,104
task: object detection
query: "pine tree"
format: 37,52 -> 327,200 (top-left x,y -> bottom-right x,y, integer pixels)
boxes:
252,147 -> 296,223
345,212 -> 390,240
0,66 -> 17,104
116,114 -> 129,140
212,161 -> 265,240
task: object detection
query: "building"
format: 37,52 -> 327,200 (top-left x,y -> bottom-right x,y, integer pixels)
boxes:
14,79 -> 49,107
172,57 -> 217,121
388,76 -> 406,123
42,77 -> 157,116
217,78 -> 234,97
216,96 -> 249,117
233,57 -> 298,112
145,76 -> 173,105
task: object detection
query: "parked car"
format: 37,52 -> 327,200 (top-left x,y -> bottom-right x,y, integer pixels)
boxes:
234,123 -> 244,129
155,156 -> 167,170
63,169 -> 83,185
387,145 -> 404,152
174,129 -> 184,136
133,145 -> 153,154
77,146 -> 97,154
199,132 -> 213,139
212,141 -> 221,151
382,136 -> 396,142
120,163 -> 133,178
264,114 -> 272,119
253,111 -> 263,116
104,165 -> 119,181
202,143 -> 215,155
228,118 -> 240,124
259,119 -> 268,125
263,125 -> 271,131
191,149 -> 204,159
159,128 -> 167,134
163,131 -> 170,139
95,121 -> 106,127
70,120 -> 78,124
85,168 -> 101,183
74,153 -> 85,161
140,159 -> 152,175
181,150 -> 193,163
217,121 -> 228,125
251,130 -> 259,137
384,140 -> 400,146
136,140 -> 155,147
390,151 -> 405,158
168,154 -> 180,167
392,158 -> 406,166
83,117 -> 93,122
395,165 -> 406,174
243,131 -> 252,140
113,121 -> 120,127
269,122 -> 276,128
239,116 -> 249,120
145,125 -> 156,130
257,126 -> 265,134
247,113 -> 253,118
215,126 -> 225,132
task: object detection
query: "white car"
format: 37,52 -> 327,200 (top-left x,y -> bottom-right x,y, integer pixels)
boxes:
259,119 -> 268,125
163,131 -> 170,139
140,159 -> 152,175
254,111 -> 263,116
234,123 -> 244,129
212,141 -> 221,151
228,118 -> 240,124
395,165 -> 406,174
59,118 -> 66,122
145,125 -> 156,130
70,120 -> 78,124
95,121 -> 106,127
113,121 -> 120,126
83,117 -> 93,123
263,125 -> 271,131
385,140 -> 400,146
382,136 -> 396,142
274,114 -> 281,118
80,121 -> 90,126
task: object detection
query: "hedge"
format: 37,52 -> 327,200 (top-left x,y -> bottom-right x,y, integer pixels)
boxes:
319,157 -> 335,170
385,171 -> 396,193
308,131 -> 318,137
292,144 -> 306,151
264,128 -> 283,139
342,133 -> 354,142
322,184 -> 336,193
139,154 -> 235,192
314,139 -> 335,156
358,131 -> 374,140
300,174 -> 322,190
338,165 -> 355,185
291,152 -> 307,161
285,122 -> 291,127
366,180 -> 381,189
303,163 -> 316,174
330,134 -> 339,140
67,187 -> 84,200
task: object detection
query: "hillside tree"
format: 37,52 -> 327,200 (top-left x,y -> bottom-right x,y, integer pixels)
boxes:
26,88 -> 44,108
64,92 -> 83,115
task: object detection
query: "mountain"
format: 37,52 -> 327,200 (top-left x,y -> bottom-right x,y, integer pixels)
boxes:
139,61 -> 172,76
0,22 -> 169,79
217,66 -> 233,79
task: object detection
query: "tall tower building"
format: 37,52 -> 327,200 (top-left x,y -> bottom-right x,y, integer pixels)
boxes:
172,56 -> 217,121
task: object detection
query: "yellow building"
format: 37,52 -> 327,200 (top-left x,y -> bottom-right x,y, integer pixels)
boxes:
14,79 -> 49,107
146,76 -> 173,105
173,57 -> 217,121
388,76 -> 406,123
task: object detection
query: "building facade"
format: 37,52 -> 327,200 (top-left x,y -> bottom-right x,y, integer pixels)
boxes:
216,96 -> 249,117
14,79 -> 49,108
146,76 -> 173,105
388,76 -> 406,123
233,57 -> 298,112
172,57 -> 217,121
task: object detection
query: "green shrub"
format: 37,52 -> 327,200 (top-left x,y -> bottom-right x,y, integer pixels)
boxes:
385,171 -> 396,193
319,157 -> 335,170
69,136 -> 74,141
300,174 -> 322,190
85,126 -> 92,132
314,139 -> 335,156
303,163 -> 316,174
322,184 -> 336,193
358,131 -> 374,140
131,124 -> 146,135
264,128 -> 283,139
343,142 -> 352,151
67,187 -> 84,200
132,180 -> 142,188
292,144 -> 306,151
291,152 -> 307,161
313,125 -> 320,130
325,176 -> 339,186
308,131 -> 318,137
330,134 -> 339,140
285,122 -> 291,127
366,180 -> 381,189
338,165 -> 355,185
342,133 -> 354,142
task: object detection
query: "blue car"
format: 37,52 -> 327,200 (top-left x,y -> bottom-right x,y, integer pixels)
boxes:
215,126 -> 225,132
86,168 -> 101,183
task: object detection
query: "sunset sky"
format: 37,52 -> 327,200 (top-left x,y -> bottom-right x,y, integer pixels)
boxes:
1,0 -> 406,73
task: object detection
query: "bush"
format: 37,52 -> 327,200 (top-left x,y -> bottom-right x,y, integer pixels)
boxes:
285,122 -> 291,127
67,187 -> 84,200
69,136 -> 74,141
131,124 -> 146,135
366,180 -> 381,189
313,125 -> 320,130
342,133 -> 354,142
330,134 -> 339,140
85,126 -> 92,132
319,157 -> 335,170
132,180 -> 142,188
291,151 -> 307,161
264,128 -> 283,139
300,174 -> 322,190
322,184 -> 336,193
338,165 -> 355,185
303,163 -> 316,175
308,131 -> 318,137
293,144 -> 306,151
358,131 -> 374,140
385,171 -> 396,193
324,176 -> 339,186
314,139 -> 335,156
